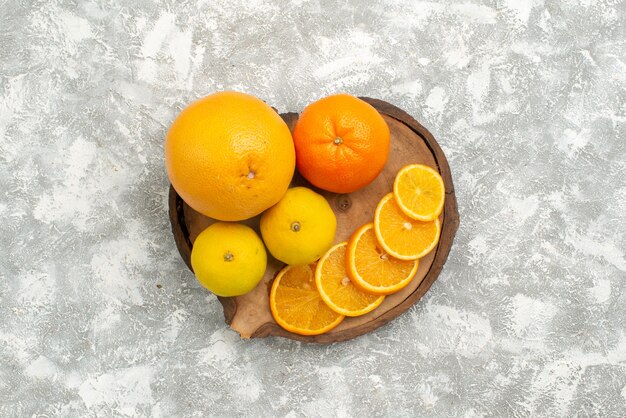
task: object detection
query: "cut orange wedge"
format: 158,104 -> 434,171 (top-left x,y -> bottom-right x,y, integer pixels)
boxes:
270,264 -> 344,335
374,193 -> 441,260
347,223 -> 419,295
393,164 -> 445,221
315,243 -> 385,317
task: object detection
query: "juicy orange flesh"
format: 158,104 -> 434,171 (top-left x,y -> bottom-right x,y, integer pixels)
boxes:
273,265 -> 342,331
318,245 -> 382,310
354,228 -> 417,287
378,197 -> 439,257
396,166 -> 444,217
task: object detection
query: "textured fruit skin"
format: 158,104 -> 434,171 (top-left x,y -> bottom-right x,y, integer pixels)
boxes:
165,91 -> 295,221
260,187 -> 336,266
292,94 -> 390,194
190,222 -> 267,297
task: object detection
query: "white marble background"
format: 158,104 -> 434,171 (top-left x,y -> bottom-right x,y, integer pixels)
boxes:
1,0 -> 625,416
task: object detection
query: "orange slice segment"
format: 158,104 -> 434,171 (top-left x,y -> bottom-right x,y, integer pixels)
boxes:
347,223 -> 419,295
393,164 -> 445,221
270,264 -> 344,335
315,243 -> 385,317
374,193 -> 441,260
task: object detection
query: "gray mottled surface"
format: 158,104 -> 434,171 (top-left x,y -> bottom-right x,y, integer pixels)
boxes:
1,0 -> 625,416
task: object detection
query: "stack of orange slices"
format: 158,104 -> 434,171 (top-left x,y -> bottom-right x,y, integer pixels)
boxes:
270,164 -> 446,335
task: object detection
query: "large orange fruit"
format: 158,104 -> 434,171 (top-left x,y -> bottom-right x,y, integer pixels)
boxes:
292,94 -> 390,194
165,91 -> 295,221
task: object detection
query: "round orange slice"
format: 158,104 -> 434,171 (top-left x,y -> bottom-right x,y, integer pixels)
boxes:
393,164 -> 445,221
270,264 -> 344,335
347,223 -> 419,295
374,193 -> 441,260
315,243 -> 385,316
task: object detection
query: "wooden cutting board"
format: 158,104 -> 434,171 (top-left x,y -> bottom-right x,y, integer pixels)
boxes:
168,97 -> 459,343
